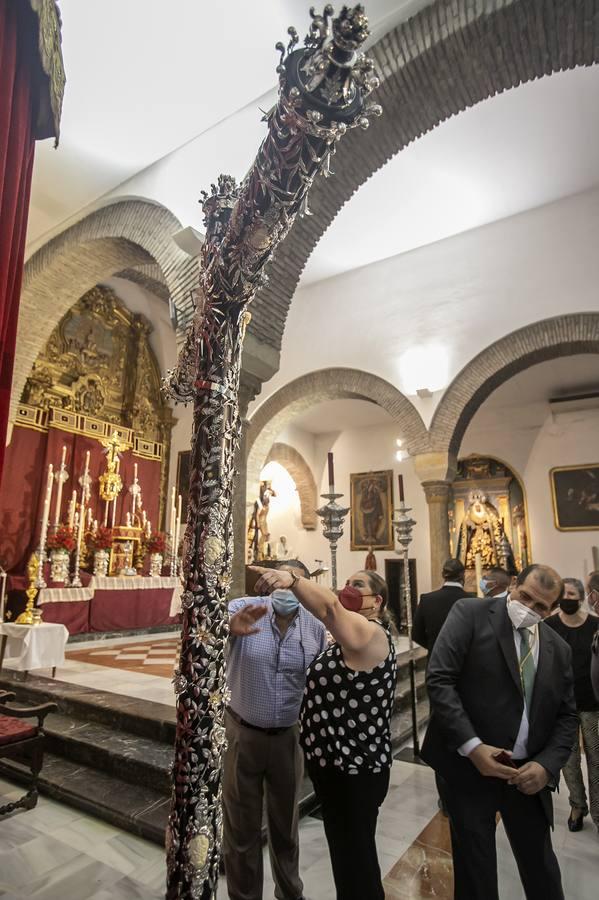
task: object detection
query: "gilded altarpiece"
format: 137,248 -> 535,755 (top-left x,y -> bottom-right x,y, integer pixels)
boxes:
20,286 -> 174,524
450,456 -> 530,578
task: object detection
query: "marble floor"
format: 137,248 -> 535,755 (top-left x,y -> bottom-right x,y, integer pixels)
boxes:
46,631 -> 178,706
1,757 -> 597,899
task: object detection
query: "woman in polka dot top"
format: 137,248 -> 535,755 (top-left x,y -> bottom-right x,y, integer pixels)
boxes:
251,565 -> 397,900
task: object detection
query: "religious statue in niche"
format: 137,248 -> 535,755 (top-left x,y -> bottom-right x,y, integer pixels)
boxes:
456,491 -> 509,568
451,456 -> 528,575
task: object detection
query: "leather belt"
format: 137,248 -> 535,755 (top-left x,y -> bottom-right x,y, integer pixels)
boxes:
226,706 -> 290,736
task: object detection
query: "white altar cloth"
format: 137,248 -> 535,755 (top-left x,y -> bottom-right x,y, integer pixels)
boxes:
0,622 -> 68,672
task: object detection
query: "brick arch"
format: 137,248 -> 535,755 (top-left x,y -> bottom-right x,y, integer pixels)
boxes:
265,442 -> 318,531
246,367 -> 428,500
246,0 -> 599,353
430,313 -> 599,459
12,199 -> 199,424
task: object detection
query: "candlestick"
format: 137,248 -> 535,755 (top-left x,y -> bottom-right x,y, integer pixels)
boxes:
316,488 -> 349,592
327,452 -> 335,491
173,494 -> 182,577
71,487 -> 86,587
68,490 -> 77,529
36,464 -> 54,588
397,473 -> 405,503
392,497 -> 419,757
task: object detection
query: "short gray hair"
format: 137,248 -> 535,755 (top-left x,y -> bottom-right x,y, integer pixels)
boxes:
563,577 -> 584,600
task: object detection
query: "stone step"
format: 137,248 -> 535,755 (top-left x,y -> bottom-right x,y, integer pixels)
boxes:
0,753 -> 170,845
0,672 -> 176,742
42,712 -> 174,794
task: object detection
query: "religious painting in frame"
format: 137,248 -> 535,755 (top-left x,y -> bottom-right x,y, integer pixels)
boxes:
176,450 -> 191,524
550,464 -> 599,531
350,469 -> 394,551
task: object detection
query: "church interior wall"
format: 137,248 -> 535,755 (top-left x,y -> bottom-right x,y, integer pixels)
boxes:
258,422 -> 432,597
252,186 -> 599,425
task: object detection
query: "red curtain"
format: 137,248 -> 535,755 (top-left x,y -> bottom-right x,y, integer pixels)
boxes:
0,1 -> 39,483
0,424 -> 162,572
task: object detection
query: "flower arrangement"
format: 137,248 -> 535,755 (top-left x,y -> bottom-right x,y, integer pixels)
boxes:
87,526 -> 113,551
47,526 -> 76,553
145,532 -> 166,555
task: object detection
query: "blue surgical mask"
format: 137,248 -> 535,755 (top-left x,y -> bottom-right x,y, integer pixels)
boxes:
480,577 -> 491,597
271,589 -> 300,616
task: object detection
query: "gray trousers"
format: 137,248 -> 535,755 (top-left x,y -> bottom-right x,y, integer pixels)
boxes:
562,710 -> 599,826
222,710 -> 304,900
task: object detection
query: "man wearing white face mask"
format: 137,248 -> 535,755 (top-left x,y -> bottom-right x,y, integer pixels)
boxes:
421,564 -> 577,900
222,559 -> 327,900
480,566 -> 511,600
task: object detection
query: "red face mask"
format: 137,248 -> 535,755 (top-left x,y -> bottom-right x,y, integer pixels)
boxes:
338,584 -> 376,612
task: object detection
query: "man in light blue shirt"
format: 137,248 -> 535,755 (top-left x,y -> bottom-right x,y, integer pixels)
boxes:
222,559 -> 327,900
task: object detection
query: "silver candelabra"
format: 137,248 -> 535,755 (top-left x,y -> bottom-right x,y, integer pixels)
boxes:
316,492 -> 350,591
392,498 -> 420,757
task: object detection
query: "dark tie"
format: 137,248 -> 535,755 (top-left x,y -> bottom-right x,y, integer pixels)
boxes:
518,627 -> 536,712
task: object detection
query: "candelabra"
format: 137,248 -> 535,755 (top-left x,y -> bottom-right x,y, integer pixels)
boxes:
316,492 -> 350,591
392,499 -> 421,758
70,532 -> 83,588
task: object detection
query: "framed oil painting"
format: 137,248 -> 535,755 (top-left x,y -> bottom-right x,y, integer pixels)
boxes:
176,450 -> 191,524
550,464 -> 599,531
350,469 -> 394,551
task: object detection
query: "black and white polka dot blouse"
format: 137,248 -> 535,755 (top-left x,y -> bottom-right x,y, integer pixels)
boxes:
299,622 -> 397,774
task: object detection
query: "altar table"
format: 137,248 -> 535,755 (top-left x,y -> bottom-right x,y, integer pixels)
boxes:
0,622 -> 68,675
7,575 -> 182,635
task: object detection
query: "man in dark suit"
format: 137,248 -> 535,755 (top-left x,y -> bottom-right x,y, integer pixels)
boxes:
421,564 -> 577,900
412,558 -> 474,652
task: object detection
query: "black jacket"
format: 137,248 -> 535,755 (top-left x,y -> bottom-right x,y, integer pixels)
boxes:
412,585 -> 474,651
421,596 -> 577,823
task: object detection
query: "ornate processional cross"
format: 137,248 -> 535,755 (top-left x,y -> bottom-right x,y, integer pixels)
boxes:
163,6 -> 382,897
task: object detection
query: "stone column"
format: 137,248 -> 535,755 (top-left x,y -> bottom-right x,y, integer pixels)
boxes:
422,480 -> 452,589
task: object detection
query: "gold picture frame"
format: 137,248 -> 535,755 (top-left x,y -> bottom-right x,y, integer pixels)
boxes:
350,469 -> 394,551
550,463 -> 599,531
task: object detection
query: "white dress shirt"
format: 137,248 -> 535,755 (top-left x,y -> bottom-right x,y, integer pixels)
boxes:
459,599 -> 539,760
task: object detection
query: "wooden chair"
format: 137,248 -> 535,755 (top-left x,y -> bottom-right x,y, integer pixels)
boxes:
0,690 -> 57,815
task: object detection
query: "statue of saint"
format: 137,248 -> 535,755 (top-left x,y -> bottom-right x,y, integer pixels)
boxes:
256,481 -> 275,560
457,490 -> 516,572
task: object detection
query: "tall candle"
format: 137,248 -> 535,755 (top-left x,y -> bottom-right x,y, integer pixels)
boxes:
86,507 -> 92,527
111,497 -> 117,528
68,490 -> 77,528
54,446 -> 67,525
40,464 -> 54,544
104,500 -> 109,528
397,474 -> 405,503
146,520 -> 151,538
93,519 -> 98,534
126,512 -> 131,526
142,509 -> 147,526
77,489 -> 85,551
134,463 -> 138,480
84,449 -> 90,475
327,452 -> 335,490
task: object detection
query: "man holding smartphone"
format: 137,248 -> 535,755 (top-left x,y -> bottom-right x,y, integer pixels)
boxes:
421,564 -> 577,900
222,559 -> 327,900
